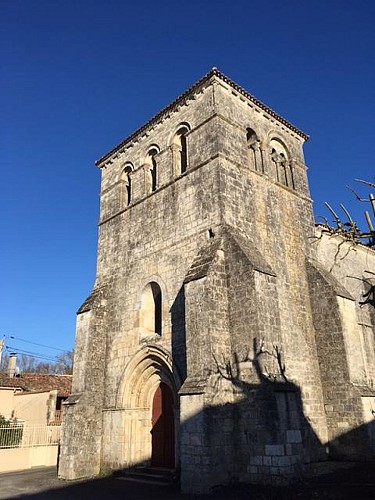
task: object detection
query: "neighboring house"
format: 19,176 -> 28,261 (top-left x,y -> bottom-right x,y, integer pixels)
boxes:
58,68 -> 375,494
0,365 -> 72,473
0,371 -> 72,424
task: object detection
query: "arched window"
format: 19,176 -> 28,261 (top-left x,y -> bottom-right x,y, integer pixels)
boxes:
120,164 -> 133,206
172,125 -> 189,174
145,147 -> 159,192
246,128 -> 258,145
246,128 -> 262,172
270,139 -> 294,189
140,282 -> 162,335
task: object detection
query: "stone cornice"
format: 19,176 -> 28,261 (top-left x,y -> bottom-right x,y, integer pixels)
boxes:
96,68 -> 309,168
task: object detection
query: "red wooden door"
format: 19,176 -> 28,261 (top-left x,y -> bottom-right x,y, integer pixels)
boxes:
151,383 -> 175,468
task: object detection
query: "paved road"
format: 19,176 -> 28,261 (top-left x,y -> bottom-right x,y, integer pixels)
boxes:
0,467 -> 184,500
1,463 -> 375,499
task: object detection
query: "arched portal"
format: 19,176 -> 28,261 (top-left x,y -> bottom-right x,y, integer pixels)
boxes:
151,383 -> 175,468
116,346 -> 178,469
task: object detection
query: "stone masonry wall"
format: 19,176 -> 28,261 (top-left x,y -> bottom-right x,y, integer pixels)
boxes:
59,70 -> 375,491
59,290 -> 108,479
311,232 -> 375,458
314,231 -> 375,386
216,142 -> 328,446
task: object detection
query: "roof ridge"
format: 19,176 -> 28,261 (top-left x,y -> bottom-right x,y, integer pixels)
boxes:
96,67 -> 217,166
96,67 -> 308,166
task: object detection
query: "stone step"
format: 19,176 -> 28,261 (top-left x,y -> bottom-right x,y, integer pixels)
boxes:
115,467 -> 177,486
117,476 -> 170,486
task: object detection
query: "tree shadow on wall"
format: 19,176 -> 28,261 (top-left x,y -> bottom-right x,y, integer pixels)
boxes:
15,336 -> 375,499
14,381 -> 375,500
16,412 -> 375,498
179,338 -> 375,493
178,338 -> 328,494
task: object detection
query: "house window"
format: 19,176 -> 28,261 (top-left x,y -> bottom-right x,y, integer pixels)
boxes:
140,282 -> 162,335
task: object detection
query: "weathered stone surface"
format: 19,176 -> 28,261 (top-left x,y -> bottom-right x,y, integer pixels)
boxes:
58,69 -> 375,493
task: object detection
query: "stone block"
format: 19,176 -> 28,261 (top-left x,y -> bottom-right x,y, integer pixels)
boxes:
265,445 -> 285,456
263,456 -> 272,466
286,430 -> 302,443
271,456 -> 291,467
247,465 -> 259,474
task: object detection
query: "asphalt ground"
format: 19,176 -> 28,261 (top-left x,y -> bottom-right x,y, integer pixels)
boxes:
1,462 -> 375,499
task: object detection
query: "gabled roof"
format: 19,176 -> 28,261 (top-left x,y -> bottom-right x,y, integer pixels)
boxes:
306,259 -> 354,301
0,373 -> 72,397
184,237 -> 222,284
96,67 -> 309,167
184,225 -> 275,284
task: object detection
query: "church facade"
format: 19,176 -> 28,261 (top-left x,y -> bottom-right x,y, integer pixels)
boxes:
58,69 -> 375,493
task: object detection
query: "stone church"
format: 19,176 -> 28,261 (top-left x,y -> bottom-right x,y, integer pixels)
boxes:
58,68 -> 375,493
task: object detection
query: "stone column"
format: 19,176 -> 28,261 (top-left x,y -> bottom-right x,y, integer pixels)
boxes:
252,141 -> 263,173
289,159 -> 297,190
260,141 -> 271,178
141,163 -> 151,195
170,143 -> 181,177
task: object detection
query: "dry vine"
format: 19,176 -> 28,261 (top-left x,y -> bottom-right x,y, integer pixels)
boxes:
347,270 -> 375,309
313,179 -> 375,275
318,178 -> 375,249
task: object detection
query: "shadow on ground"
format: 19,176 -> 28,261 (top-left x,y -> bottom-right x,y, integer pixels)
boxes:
1,462 -> 375,500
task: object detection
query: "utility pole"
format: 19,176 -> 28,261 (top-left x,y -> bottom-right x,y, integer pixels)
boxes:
0,338 -> 3,368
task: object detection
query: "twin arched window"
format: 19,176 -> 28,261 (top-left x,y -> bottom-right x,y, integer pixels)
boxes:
270,139 -> 294,189
245,130 -> 295,190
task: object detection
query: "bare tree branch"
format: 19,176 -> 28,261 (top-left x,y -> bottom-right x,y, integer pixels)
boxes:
354,178 -> 375,188
320,179 -> 375,249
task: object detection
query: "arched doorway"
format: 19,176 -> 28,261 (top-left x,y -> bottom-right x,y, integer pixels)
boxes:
151,383 -> 175,468
117,346 -> 178,470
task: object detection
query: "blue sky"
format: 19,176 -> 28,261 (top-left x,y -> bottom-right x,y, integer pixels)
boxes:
1,0 -> 374,360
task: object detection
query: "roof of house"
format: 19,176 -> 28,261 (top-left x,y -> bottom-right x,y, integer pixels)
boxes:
96,67 -> 309,167
0,373 -> 72,397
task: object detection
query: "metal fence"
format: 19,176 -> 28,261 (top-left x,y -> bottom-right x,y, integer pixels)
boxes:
0,422 -> 61,449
